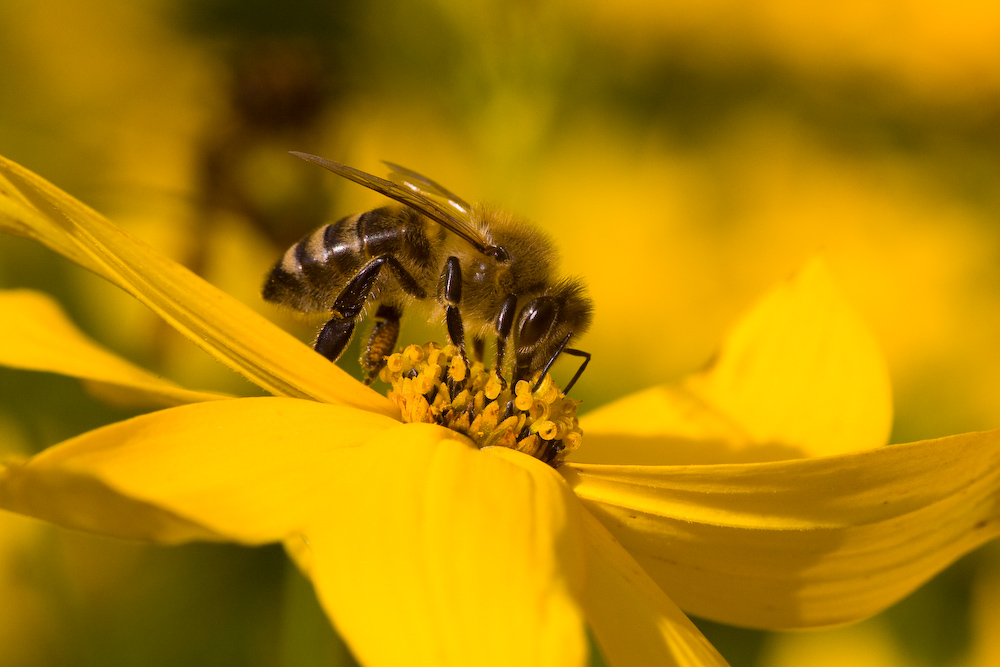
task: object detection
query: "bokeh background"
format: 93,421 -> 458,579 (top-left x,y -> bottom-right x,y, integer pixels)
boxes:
2,0 -> 1000,665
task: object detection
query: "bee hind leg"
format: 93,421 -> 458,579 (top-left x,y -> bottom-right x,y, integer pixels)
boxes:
315,255 -> 425,363
315,315 -> 356,363
361,304 -> 402,384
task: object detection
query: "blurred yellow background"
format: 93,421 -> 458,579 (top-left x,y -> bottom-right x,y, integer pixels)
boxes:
2,0 -> 999,665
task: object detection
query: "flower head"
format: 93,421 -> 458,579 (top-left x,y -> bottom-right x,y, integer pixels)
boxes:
1,153 -> 999,666
382,342 -> 583,465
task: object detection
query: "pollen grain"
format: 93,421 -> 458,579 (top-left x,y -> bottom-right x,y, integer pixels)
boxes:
380,343 -> 583,466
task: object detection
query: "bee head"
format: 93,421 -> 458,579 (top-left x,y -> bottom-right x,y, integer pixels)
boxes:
513,278 -> 592,384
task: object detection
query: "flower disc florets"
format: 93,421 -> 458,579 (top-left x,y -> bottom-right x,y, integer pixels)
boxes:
379,343 -> 583,466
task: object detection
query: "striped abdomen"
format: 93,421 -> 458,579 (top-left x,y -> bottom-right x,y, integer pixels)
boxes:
262,205 -> 442,312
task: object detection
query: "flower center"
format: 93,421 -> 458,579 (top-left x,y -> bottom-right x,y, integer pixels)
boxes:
378,343 -> 583,466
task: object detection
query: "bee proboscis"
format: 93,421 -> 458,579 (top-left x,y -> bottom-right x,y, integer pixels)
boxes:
263,152 -> 592,391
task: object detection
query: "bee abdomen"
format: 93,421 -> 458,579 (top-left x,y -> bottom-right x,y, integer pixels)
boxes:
263,206 -> 431,313
263,211 -> 370,312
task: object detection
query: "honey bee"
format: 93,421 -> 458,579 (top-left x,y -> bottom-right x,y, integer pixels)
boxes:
263,152 -> 592,391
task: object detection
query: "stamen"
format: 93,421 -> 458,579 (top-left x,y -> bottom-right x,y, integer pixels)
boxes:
380,343 -> 584,467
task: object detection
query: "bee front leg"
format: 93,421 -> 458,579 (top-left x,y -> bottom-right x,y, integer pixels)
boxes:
493,294 -> 517,384
361,304 -> 402,384
440,256 -> 469,368
315,255 -> 423,363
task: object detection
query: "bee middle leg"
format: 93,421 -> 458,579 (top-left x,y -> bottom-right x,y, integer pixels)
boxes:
315,255 -> 425,363
440,256 -> 470,368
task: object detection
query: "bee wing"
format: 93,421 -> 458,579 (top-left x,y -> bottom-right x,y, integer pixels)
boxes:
381,161 -> 473,216
290,152 -> 491,253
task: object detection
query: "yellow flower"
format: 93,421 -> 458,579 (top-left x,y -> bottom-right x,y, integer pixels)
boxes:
1,153 -> 999,667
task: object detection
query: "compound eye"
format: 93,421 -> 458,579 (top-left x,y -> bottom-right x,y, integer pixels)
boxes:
516,297 -> 558,349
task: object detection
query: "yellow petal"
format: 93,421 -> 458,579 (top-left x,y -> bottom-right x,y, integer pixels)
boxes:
686,258 -> 892,455
581,509 -> 730,667
303,427 -> 588,667
564,428 -> 1000,629
0,397 -> 397,544
0,163 -> 106,276
578,259 -> 892,464
0,288 -> 226,406
575,385 -> 804,465
0,154 -> 395,416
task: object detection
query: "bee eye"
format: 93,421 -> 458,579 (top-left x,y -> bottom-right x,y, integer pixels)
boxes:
516,297 -> 558,348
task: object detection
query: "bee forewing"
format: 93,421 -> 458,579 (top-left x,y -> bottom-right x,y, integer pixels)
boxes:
382,160 -> 472,216
290,152 -> 491,253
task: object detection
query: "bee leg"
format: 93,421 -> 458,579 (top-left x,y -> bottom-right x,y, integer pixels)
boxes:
491,296 -> 517,419
361,304 -> 402,384
493,294 -> 517,384
472,336 -> 486,364
315,314 -> 357,363
315,256 -> 424,363
440,256 -> 469,368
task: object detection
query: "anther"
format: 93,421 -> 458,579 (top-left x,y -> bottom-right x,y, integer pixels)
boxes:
381,342 -> 584,466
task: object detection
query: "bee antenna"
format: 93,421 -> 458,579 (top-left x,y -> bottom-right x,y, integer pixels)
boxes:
530,333 -> 591,395
560,348 -> 591,394
532,333 -> 571,392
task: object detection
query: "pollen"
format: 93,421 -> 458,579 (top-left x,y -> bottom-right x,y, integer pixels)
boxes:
379,342 -> 584,466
